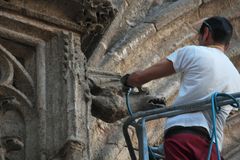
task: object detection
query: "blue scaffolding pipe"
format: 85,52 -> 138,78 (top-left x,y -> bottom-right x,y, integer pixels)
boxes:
123,92 -> 240,160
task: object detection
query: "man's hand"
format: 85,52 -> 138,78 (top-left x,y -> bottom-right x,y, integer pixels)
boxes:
121,74 -> 134,92
121,58 -> 175,93
121,74 -> 133,88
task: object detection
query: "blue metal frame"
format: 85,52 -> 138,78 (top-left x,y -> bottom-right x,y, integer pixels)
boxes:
123,92 -> 240,160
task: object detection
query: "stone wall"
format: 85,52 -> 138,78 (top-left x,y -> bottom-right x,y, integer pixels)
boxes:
0,0 -> 239,160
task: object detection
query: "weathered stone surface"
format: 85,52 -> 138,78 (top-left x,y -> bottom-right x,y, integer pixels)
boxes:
87,0 -> 240,159
88,0 -> 155,66
88,68 -> 166,122
147,0 -> 202,29
99,23 -> 156,69
75,0 -> 117,57
0,3 -> 92,159
0,0 -> 240,160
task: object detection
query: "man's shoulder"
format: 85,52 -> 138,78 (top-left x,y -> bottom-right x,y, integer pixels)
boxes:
178,45 -> 213,55
182,45 -> 203,50
177,45 -> 198,52
173,45 -> 198,56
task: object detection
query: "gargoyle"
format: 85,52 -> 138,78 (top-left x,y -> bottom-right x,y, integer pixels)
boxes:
87,68 -> 166,123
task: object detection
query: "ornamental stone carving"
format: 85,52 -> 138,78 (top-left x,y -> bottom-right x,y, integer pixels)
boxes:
0,0 -> 240,160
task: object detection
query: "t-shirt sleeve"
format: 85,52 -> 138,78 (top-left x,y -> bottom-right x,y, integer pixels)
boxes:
166,46 -> 195,73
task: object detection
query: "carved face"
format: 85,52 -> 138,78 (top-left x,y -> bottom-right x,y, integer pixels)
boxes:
0,110 -> 24,160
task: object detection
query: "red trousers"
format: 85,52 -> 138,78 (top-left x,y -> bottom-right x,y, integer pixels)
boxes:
164,133 -> 219,160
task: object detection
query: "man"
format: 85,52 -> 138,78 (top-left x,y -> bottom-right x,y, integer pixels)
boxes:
123,16 -> 240,159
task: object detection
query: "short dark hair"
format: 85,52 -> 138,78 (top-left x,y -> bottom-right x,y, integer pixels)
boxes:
199,16 -> 233,45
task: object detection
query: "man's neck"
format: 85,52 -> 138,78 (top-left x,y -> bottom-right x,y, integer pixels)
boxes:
207,44 -> 225,52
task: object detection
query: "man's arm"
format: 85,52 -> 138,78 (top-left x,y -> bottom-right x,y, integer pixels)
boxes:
127,58 -> 175,87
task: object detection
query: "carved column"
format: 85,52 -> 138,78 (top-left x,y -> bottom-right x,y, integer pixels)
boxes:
43,32 -> 91,160
61,32 -> 91,160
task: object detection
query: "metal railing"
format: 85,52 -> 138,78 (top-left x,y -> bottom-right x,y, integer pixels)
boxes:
123,92 -> 240,160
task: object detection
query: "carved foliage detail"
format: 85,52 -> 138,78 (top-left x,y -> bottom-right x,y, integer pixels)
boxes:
75,0 -> 117,57
61,32 -> 89,158
62,32 -> 86,82
75,0 -> 117,34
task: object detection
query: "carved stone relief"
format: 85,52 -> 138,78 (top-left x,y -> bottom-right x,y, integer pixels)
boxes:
0,44 -> 35,160
0,0 -> 108,159
60,32 -> 90,159
86,0 -> 240,159
0,0 -> 240,160
75,0 -> 117,57
87,68 -> 166,123
0,110 -> 24,160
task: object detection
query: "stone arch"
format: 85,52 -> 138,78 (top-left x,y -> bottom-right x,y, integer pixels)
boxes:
0,44 -> 37,160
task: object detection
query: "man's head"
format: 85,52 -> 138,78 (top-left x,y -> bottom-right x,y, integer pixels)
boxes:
198,16 -> 233,49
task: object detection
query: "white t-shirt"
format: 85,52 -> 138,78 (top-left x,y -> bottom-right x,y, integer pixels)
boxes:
165,45 -> 240,151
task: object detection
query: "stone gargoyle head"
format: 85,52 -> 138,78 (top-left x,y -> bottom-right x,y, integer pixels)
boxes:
87,69 -> 165,123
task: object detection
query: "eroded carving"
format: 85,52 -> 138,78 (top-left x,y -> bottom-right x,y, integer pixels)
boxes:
61,31 -> 92,159
0,44 -> 34,103
1,136 -> 24,152
49,140 -> 85,160
0,43 -> 35,160
76,0 -> 117,34
62,32 -> 86,81
87,68 -> 166,123
0,110 -> 25,160
0,44 -> 34,111
75,0 -> 117,57
0,0 -> 239,159
0,96 -> 24,160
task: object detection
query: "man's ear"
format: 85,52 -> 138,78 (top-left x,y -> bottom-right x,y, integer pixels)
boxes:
202,27 -> 210,42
